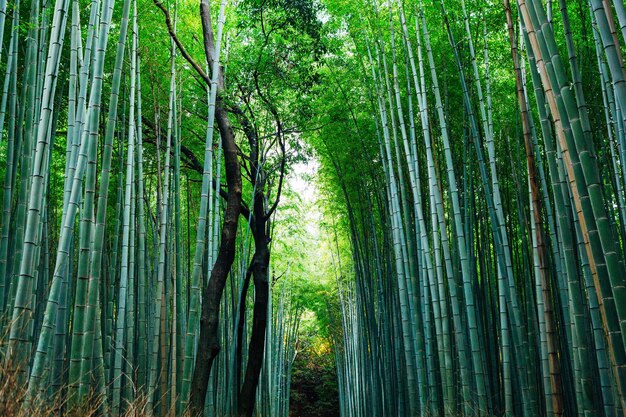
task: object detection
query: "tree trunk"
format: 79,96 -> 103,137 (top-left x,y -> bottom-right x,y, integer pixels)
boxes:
189,101 -> 242,416
238,209 -> 270,417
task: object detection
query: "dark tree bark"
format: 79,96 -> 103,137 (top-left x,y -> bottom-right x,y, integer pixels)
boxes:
155,1 -> 281,414
189,100 -> 242,416
234,87 -> 284,416
237,190 -> 271,417
235,266 -> 253,401
188,1 -> 243,414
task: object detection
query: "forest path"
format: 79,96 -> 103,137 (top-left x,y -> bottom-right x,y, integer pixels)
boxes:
273,160 -> 341,416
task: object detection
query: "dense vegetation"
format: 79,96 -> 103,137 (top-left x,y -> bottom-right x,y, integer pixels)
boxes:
2,0 -> 626,416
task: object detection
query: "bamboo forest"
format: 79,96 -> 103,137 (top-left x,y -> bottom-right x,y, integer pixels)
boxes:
5,0 -> 626,415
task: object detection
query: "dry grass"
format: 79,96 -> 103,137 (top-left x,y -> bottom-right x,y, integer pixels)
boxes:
0,335 -> 156,416
0,317 -> 197,417
0,354 -> 101,417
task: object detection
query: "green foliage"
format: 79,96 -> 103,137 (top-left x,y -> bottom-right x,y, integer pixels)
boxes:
3,0 -> 626,415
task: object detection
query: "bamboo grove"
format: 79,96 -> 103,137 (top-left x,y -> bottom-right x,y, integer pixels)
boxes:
3,0 -> 626,416
0,0 -> 311,416
306,0 -> 626,416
